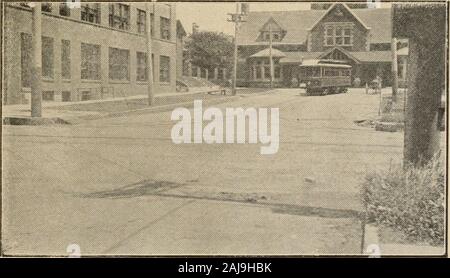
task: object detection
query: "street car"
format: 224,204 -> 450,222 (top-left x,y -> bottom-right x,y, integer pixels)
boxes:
298,59 -> 352,96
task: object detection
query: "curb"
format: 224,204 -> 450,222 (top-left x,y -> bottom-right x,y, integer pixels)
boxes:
3,116 -> 70,126
2,89 -> 278,125
362,223 -> 381,257
362,223 -> 445,256
65,95 -> 241,124
375,121 -> 404,132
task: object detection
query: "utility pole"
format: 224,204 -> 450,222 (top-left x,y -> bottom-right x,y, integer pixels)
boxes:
31,3 -> 42,117
146,2 -> 155,106
391,8 -> 398,103
228,3 -> 246,96
391,37 -> 398,103
269,24 -> 274,89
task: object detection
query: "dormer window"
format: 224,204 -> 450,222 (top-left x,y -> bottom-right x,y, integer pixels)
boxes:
324,23 -> 353,47
259,17 -> 285,42
261,31 -> 283,42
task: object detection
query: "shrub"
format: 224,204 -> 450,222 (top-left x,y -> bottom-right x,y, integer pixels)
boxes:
380,97 -> 393,114
380,111 -> 404,123
362,156 -> 445,245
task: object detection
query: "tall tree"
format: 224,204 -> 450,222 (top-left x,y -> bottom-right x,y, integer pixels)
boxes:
393,4 -> 446,166
185,31 -> 234,75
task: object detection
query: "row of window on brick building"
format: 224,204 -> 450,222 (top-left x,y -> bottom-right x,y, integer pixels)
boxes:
20,3 -> 171,40
20,33 -> 171,87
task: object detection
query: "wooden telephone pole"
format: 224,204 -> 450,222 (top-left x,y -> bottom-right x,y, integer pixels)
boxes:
391,37 -> 398,102
228,3 -> 246,96
269,24 -> 274,89
31,3 -> 42,117
391,6 -> 398,103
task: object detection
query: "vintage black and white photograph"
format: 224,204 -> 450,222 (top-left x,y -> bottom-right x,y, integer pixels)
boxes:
1,0 -> 448,257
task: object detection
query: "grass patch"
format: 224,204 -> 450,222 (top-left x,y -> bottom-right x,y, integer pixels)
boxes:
362,156 -> 445,246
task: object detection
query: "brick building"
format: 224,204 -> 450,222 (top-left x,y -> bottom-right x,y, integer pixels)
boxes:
3,2 -> 184,105
236,3 -> 407,88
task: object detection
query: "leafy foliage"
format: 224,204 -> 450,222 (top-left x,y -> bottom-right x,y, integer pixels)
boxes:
185,31 -> 234,73
362,155 -> 445,245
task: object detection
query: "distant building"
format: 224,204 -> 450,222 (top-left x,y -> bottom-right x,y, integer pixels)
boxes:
3,2 -> 186,105
236,3 -> 408,88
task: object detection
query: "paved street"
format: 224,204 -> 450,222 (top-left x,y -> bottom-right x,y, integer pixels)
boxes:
2,88 -> 407,255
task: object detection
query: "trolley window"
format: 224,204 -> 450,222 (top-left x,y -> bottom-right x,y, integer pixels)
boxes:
324,69 -> 339,77
301,66 -> 321,77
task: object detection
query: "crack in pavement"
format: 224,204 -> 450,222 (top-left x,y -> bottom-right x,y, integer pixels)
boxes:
102,199 -> 196,254
73,180 -> 361,220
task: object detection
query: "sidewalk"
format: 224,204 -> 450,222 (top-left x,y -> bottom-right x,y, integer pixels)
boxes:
363,224 -> 445,256
2,89 -> 235,124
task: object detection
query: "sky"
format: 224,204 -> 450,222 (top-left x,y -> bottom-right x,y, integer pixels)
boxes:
176,2 -> 311,35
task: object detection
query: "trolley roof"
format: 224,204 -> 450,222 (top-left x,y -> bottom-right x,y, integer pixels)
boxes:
299,59 -> 352,68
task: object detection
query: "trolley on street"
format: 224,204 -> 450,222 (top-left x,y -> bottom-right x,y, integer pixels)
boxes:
298,59 -> 352,96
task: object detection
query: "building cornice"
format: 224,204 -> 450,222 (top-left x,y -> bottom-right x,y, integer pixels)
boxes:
6,4 -> 176,45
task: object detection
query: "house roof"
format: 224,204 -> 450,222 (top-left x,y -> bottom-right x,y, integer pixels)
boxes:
259,17 -> 285,32
351,51 -> 392,63
279,52 -> 323,63
278,50 -> 392,64
237,10 -> 324,46
249,48 -> 287,58
319,46 -> 360,63
237,7 -> 392,45
352,8 -> 392,44
299,59 -> 352,68
307,3 -> 371,31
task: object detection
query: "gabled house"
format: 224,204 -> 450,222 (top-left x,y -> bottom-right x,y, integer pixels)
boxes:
236,3 -> 405,88
257,17 -> 286,42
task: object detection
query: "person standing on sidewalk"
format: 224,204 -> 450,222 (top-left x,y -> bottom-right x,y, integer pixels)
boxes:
375,75 -> 382,94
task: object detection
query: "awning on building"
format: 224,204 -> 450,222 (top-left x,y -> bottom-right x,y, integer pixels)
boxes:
250,48 -> 393,65
319,47 -> 392,64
